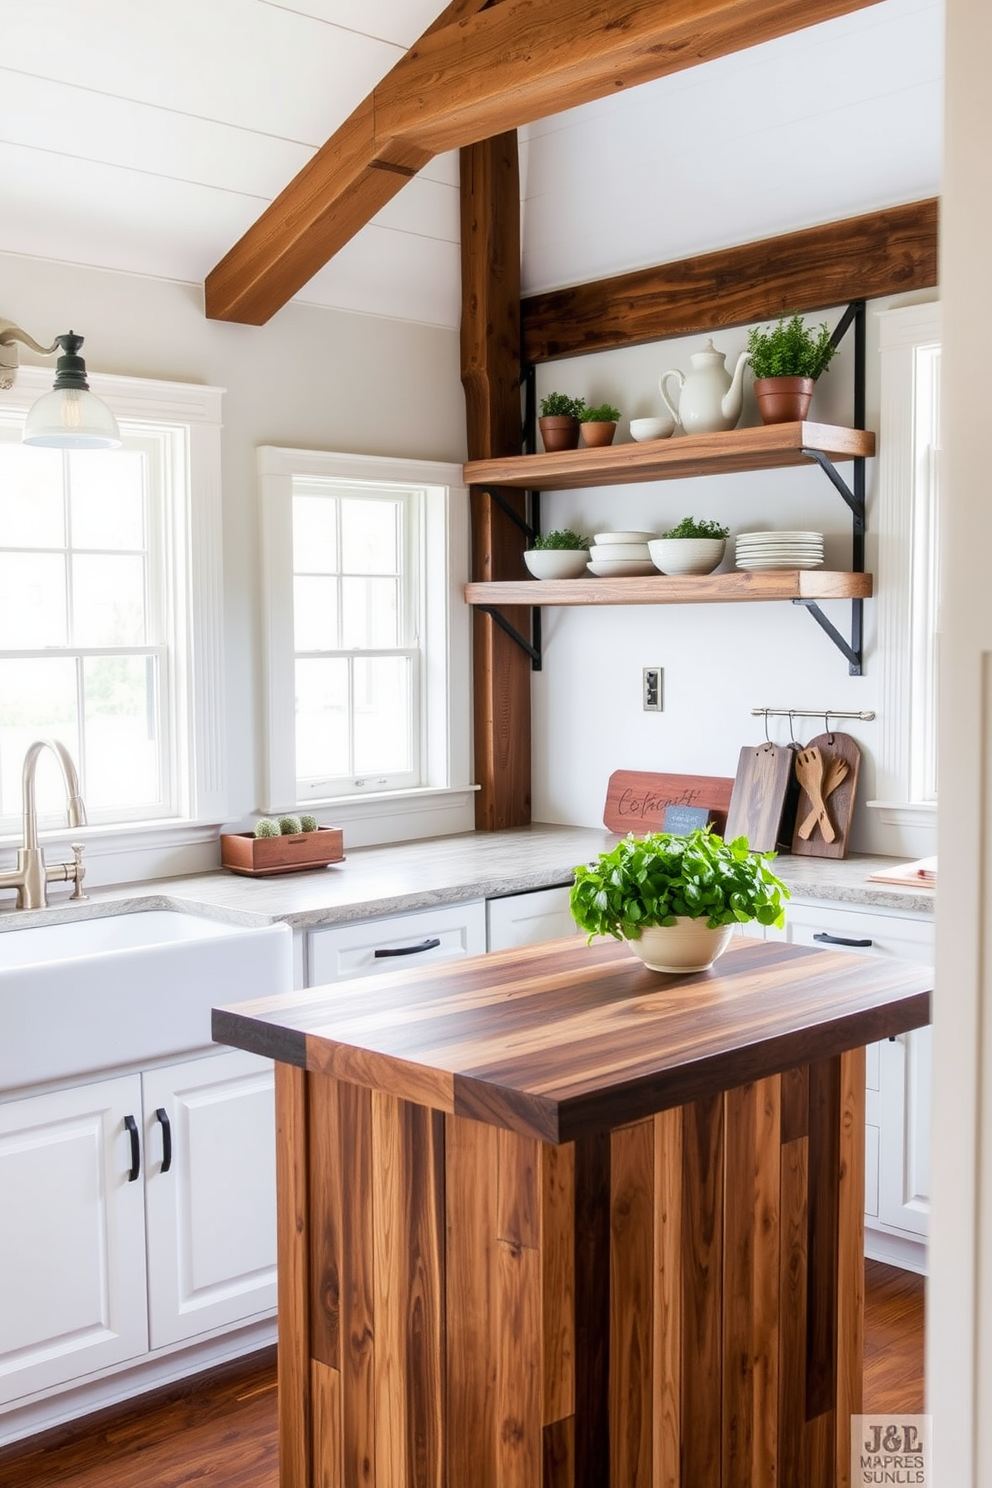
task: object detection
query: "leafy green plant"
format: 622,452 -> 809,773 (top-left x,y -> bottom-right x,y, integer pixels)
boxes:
579,402 -> 621,423
746,314 -> 838,380
661,516 -> 729,540
530,528 -> 590,551
539,391 -> 586,418
570,828 -> 789,939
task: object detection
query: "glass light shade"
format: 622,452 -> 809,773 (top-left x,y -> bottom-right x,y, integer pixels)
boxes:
22,387 -> 122,449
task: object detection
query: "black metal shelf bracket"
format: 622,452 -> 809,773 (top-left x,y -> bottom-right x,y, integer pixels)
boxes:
800,298 -> 867,675
478,484 -> 538,544
476,603 -> 542,670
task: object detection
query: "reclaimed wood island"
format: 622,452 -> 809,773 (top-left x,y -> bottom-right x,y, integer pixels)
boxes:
213,933 -> 932,1488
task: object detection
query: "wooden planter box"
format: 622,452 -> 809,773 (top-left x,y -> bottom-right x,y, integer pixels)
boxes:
220,826 -> 345,877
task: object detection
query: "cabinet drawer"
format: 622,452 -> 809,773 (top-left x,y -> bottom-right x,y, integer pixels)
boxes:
308,901 -> 486,985
486,885 -> 578,952
776,899 -> 934,961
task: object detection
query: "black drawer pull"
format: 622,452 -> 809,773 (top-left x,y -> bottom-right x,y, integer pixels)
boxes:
813,931 -> 874,948
374,937 -> 442,958
155,1107 -> 173,1173
124,1114 -> 140,1182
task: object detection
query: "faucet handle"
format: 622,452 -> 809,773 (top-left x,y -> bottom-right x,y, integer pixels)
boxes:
69,843 -> 88,901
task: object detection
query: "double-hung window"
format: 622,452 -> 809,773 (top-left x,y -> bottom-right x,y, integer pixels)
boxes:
258,447 -> 473,845
0,369 -> 225,839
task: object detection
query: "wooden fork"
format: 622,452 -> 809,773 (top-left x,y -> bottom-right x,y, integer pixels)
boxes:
795,746 -> 834,843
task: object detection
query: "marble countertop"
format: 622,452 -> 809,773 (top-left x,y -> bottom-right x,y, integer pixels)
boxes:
0,824 -> 935,934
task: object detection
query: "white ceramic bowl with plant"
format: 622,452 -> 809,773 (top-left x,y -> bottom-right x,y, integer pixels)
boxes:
524,528 -> 591,579
569,828 -> 789,973
648,516 -> 729,575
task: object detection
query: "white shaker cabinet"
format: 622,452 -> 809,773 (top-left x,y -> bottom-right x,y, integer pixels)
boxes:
308,900 -> 486,984
486,884 -> 579,951
0,1050 -> 276,1413
768,897 -> 933,1272
0,1075 -> 149,1405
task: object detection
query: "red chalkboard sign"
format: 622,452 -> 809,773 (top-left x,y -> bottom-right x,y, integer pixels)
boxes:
603,770 -> 734,837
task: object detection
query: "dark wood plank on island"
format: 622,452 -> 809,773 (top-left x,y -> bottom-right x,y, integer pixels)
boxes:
213,935 -> 932,1488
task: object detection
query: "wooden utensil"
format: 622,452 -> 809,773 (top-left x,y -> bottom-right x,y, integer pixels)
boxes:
797,754 -> 849,840
724,743 -> 798,853
791,732 -> 861,859
794,746 -> 833,841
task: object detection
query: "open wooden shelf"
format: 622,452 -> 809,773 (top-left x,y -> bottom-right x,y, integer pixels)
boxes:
465,569 -> 873,607
463,421 -> 875,491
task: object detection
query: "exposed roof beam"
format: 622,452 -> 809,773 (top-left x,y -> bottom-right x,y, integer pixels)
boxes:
205,0 -> 883,325
521,199 -> 940,362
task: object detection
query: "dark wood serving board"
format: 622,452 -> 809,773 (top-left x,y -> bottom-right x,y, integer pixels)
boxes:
790,731 -> 861,859
724,742 -> 801,853
604,770 -> 734,836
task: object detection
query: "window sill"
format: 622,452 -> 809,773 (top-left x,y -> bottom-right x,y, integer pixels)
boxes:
283,785 -> 480,850
866,800 -> 938,828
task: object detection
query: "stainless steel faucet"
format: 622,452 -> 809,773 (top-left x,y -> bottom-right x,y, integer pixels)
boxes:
0,739 -> 88,909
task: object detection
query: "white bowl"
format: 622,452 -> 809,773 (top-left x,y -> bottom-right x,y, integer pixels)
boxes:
524,548 -> 589,579
629,416 -> 676,442
624,919 -> 736,973
587,559 -> 658,577
593,530 -> 657,545
588,542 -> 651,561
648,537 -> 726,575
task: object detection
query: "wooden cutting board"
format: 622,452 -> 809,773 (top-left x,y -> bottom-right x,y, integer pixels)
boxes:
790,731 -> 861,859
724,742 -> 800,853
603,770 -> 734,836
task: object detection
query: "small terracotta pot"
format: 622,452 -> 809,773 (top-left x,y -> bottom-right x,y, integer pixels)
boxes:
753,376 -> 815,425
579,420 -> 617,447
538,415 -> 580,452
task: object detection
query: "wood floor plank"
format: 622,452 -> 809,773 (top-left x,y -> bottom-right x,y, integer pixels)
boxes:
653,1107 -> 683,1488
610,1118 -> 655,1488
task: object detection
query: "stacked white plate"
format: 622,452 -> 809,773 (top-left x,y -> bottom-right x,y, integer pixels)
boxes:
588,530 -> 658,577
735,530 -> 824,571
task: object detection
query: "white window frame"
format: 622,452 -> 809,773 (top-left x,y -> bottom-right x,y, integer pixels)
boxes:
0,367 -> 226,873
870,301 -> 941,836
258,447 -> 474,847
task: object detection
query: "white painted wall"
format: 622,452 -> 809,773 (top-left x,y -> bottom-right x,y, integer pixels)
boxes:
0,252 -> 467,876
530,295 -> 937,859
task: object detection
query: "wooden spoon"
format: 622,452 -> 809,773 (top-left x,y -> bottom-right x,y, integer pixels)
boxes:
795,746 -> 835,843
798,753 -> 849,840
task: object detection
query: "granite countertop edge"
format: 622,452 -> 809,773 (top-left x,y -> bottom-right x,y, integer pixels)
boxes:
0,825 -> 935,934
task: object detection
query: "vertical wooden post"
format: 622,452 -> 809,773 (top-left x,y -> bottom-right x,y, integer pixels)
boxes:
460,131 -> 532,829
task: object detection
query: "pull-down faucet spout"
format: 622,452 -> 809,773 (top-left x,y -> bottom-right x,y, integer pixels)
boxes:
0,739 -> 88,910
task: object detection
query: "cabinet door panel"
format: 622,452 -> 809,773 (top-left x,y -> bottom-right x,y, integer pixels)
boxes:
878,1027 -> 932,1237
486,885 -> 578,951
143,1050 -> 277,1350
0,1076 -> 147,1404
309,901 -> 486,984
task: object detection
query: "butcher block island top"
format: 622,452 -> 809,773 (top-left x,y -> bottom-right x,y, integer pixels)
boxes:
213,936 -> 932,1488
213,933 -> 931,1143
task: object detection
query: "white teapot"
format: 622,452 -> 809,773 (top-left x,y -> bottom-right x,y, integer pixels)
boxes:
659,338 -> 750,435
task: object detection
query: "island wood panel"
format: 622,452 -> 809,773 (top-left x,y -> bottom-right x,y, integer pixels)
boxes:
463,421 -> 875,491
836,1047 -> 866,1488
465,570 -> 874,609
205,0 -> 881,324
778,1129 -> 810,1488
654,1106 -> 683,1488
274,1063 -> 311,1488
215,938 -> 931,1147
521,199 -> 939,362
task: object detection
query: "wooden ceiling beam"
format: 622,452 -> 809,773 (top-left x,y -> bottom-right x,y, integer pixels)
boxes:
521,199 -> 940,362
205,0 -> 882,325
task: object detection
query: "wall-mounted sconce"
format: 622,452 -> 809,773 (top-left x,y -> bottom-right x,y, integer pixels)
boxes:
0,320 -> 122,449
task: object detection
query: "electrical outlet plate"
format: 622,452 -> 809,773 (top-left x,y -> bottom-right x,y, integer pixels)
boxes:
643,666 -> 663,711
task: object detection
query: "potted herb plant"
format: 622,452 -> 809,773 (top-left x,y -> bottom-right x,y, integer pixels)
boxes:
579,401 -> 622,447
647,515 -> 729,575
746,313 -> 838,424
570,828 -> 789,973
538,392 -> 586,452
523,527 -> 591,579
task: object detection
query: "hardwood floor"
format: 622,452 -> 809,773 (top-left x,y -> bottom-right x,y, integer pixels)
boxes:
0,1260 -> 923,1488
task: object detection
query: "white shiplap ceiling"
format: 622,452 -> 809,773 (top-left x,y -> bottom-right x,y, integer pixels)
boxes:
0,0 -> 943,329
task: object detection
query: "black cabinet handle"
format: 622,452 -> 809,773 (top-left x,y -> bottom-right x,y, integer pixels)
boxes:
374,937 -> 442,958
124,1114 -> 140,1182
155,1107 -> 173,1174
813,931 -> 874,948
